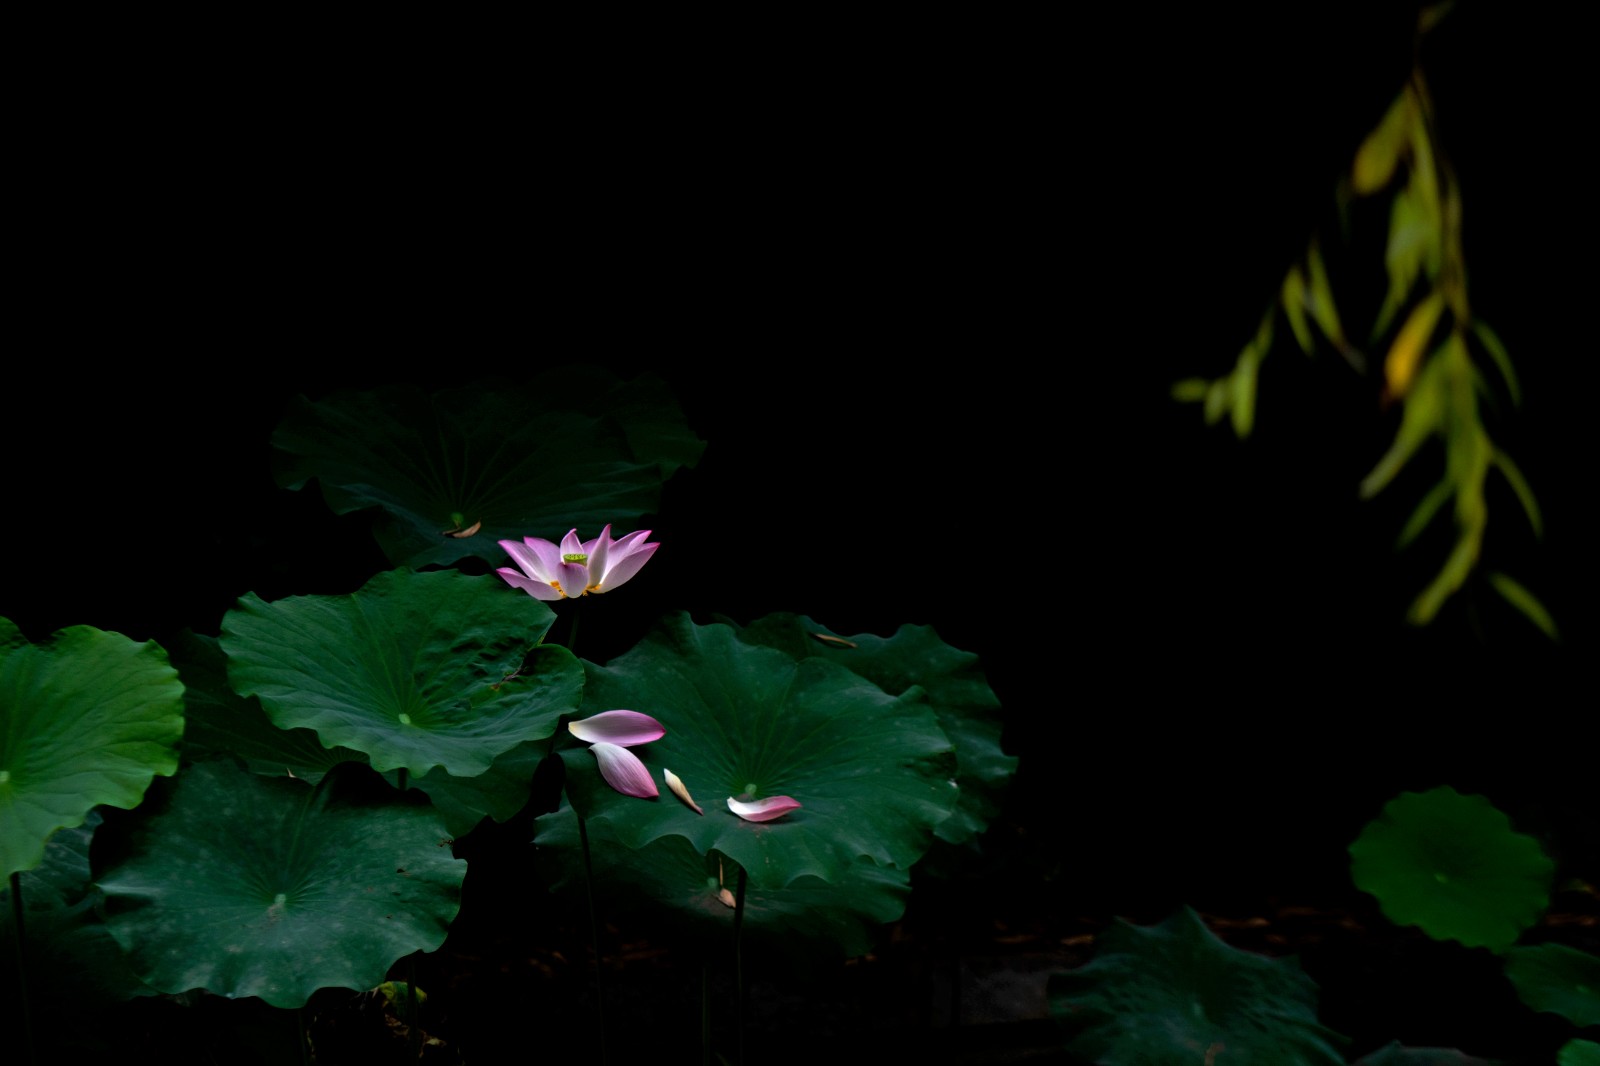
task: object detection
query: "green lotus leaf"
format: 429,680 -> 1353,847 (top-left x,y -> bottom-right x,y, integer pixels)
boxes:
270,372 -> 704,568
1559,1039 -> 1600,1066
1504,943 -> 1600,1027
535,803 -> 909,958
172,628 -> 542,836
1048,905 -> 1347,1066
554,613 -> 957,891
1351,1043 -> 1497,1065
730,613 -> 1015,848
98,759 -> 465,1008
412,739 -> 549,839
1349,787 -> 1555,952
0,619 -> 185,879
221,569 -> 580,778
0,811 -> 155,1005
168,630 -> 370,781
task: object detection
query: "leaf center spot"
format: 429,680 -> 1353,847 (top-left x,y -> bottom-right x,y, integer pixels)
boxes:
399,713 -> 413,726
0,770 -> 9,785
1433,871 -> 1449,884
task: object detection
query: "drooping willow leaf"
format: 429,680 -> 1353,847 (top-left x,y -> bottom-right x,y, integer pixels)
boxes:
0,618 -> 185,879
271,371 -> 705,568
98,760 -> 465,1008
547,613 -> 957,891
1048,905 -> 1346,1066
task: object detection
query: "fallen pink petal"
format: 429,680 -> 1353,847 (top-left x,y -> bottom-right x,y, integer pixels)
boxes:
568,710 -> 665,747
663,768 -> 704,815
590,742 -> 658,798
727,795 -> 802,823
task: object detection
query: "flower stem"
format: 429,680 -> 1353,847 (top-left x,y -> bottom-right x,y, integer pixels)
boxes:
9,871 -> 37,1066
576,808 -> 609,1066
733,864 -> 747,1066
700,959 -> 711,1066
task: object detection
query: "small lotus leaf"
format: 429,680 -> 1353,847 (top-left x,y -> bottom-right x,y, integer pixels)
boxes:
270,372 -> 704,568
0,619 -> 185,879
1349,787 -> 1555,952
221,569 -> 580,778
98,759 -> 465,1008
554,613 -> 957,891
1048,906 -> 1346,1066
730,613 -> 1014,847
1504,943 -> 1600,1027
535,803 -> 909,958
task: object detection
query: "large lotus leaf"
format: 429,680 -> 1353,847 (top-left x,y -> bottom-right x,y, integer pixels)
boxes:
173,629 -> 542,836
271,372 -> 704,568
557,613 -> 957,891
1351,1045 -> 1497,1065
0,811 -> 154,1004
0,619 -> 185,879
535,802 -> 909,958
222,569 -> 580,778
1504,943 -> 1600,1027
1560,1040 -> 1600,1066
168,630 -> 370,781
730,613 -> 1014,848
1048,906 -> 1346,1066
98,759 -> 465,1008
1349,787 -> 1555,952
412,739 -> 549,839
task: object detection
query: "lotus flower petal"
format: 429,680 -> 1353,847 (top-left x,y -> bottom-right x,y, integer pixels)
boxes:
568,710 -> 666,746
664,768 -> 704,815
590,742 -> 657,798
727,795 -> 802,823
493,566 -> 563,601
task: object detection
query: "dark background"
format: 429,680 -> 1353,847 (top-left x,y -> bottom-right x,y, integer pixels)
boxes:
4,4 -> 1594,1058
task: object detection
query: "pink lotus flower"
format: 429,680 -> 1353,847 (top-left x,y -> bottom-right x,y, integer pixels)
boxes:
568,710 -> 665,798
496,525 -> 659,601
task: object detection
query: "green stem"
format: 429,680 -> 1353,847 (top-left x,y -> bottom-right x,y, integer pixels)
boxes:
9,871 -> 36,1066
733,865 -> 747,1066
566,597 -> 583,658
701,959 -> 711,1066
576,808 -> 609,1066
295,1005 -> 310,1066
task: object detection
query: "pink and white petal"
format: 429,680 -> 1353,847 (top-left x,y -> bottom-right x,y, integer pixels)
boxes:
726,795 -> 802,823
609,529 -> 655,555
585,527 -> 612,583
559,528 -> 585,557
495,567 -> 563,601
554,560 -> 591,597
663,768 -> 704,815
592,542 -> 658,592
518,537 -> 569,581
581,524 -> 615,555
590,742 -> 658,798
568,710 -> 666,746
499,540 -> 549,582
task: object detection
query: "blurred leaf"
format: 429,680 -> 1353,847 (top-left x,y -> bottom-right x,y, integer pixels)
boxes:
1486,572 -> 1559,641
1559,1039 -> 1600,1066
1395,478 -> 1453,549
1049,906 -> 1346,1065
1504,943 -> 1600,1027
1384,291 -> 1446,401
1352,88 -> 1414,195
1409,524 -> 1482,625
0,621 -> 185,880
1349,787 -> 1554,952
1489,450 -> 1543,538
1306,239 -> 1346,348
1204,377 -> 1231,426
1470,319 -> 1522,407
271,373 -> 704,569
1281,266 -> 1314,354
1362,354 -> 1446,498
1171,378 -> 1210,403
1375,185 -> 1432,339
1232,346 -> 1261,437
